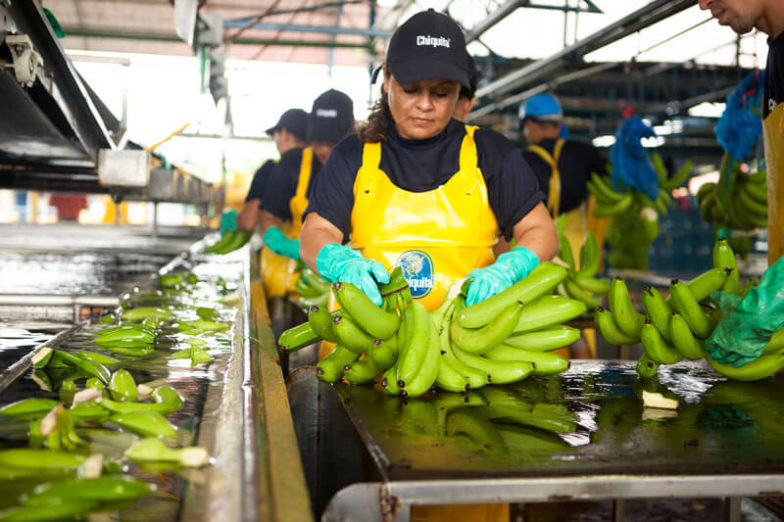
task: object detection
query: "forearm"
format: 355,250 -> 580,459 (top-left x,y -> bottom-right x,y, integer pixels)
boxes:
259,210 -> 284,236
512,202 -> 558,263
236,200 -> 260,232
300,212 -> 343,275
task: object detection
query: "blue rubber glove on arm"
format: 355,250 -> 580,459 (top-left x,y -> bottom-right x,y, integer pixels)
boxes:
220,209 -> 238,234
263,226 -> 301,261
466,246 -> 540,306
316,243 -> 390,306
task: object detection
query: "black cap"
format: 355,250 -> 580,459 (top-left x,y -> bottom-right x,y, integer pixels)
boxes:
307,89 -> 355,144
385,9 -> 470,89
266,109 -> 309,141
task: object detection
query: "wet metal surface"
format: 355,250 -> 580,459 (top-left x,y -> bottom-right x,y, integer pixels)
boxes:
336,360 -> 784,481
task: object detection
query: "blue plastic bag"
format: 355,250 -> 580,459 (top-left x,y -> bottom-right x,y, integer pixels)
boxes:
715,71 -> 764,162
610,116 -> 659,200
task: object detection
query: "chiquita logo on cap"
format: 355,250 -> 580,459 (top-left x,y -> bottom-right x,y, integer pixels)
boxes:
316,108 -> 338,118
397,250 -> 433,299
416,35 -> 450,49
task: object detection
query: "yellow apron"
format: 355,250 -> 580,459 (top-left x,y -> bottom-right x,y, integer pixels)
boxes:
527,140 -> 599,358
350,125 -> 499,311
261,147 -> 313,297
763,102 -> 784,265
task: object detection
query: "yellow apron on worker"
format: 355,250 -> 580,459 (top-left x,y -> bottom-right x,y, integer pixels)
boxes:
763,102 -> 784,265
527,140 -> 599,358
350,126 -> 499,311
261,147 -> 313,297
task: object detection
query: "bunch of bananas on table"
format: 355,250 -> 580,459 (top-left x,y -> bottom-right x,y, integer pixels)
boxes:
595,238 -> 784,381
696,157 -> 768,232
554,221 -> 610,311
587,154 -> 691,270
279,263 -> 588,397
203,230 -> 252,255
292,264 -> 331,309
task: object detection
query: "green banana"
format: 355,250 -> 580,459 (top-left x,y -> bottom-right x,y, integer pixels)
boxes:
662,159 -> 692,189
0,399 -> 59,420
685,267 -> 728,301
712,238 -> 740,294
76,351 -> 119,367
334,282 -> 400,339
278,321 -> 321,352
513,295 -> 586,335
343,357 -> 381,384
98,385 -> 182,414
594,192 -> 633,217
589,173 -> 625,203
125,437 -> 209,467
707,352 -> 784,381
332,313 -> 376,354
380,361 -> 403,395
109,369 -> 138,402
669,279 -> 715,338
437,306 -> 489,390
396,301 -> 432,388
557,235 -> 576,271
120,306 -> 174,322
608,278 -> 645,337
452,346 -> 533,385
107,410 -> 177,438
563,277 -> 602,309
316,344 -> 358,383
367,337 -> 398,370
763,328 -> 784,354
401,318 -> 440,398
0,500 -> 97,521
578,232 -> 600,276
450,301 -> 523,354
94,326 -> 154,346
742,178 -> 768,203
49,350 -> 111,384
483,344 -> 569,374
456,262 -> 567,328
32,347 -> 53,368
307,305 -> 339,343
23,476 -> 151,505
573,273 -> 611,295
69,402 -> 109,422
503,326 -> 581,352
641,321 -> 683,364
669,312 -> 705,360
735,184 -> 768,217
0,448 -> 85,469
636,353 -> 659,378
595,307 -> 639,345
641,286 -> 672,341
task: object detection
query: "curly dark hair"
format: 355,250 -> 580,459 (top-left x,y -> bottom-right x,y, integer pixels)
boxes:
356,89 -> 394,143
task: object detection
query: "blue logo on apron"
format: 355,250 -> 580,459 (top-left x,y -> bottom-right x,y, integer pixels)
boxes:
397,250 -> 434,299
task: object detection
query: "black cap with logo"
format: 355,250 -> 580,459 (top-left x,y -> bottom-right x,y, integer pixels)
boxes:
385,9 -> 470,89
307,89 -> 355,144
265,109 -> 309,141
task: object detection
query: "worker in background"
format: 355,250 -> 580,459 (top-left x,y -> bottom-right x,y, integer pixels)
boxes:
452,53 -> 479,122
258,89 -> 355,299
300,12 -> 556,520
699,0 -> 784,366
520,93 -> 608,359
234,108 -> 309,233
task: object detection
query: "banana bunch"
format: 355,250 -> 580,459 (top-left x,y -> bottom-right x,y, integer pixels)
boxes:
696,157 -> 767,232
292,264 -> 331,309
203,230 -> 252,255
554,222 -> 610,311
279,263 -> 588,398
595,238 -> 784,381
588,153 -> 691,270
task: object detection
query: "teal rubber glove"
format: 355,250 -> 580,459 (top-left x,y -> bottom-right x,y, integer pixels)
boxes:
466,246 -> 540,306
316,243 -> 390,306
220,209 -> 238,234
707,255 -> 784,367
263,226 -> 300,261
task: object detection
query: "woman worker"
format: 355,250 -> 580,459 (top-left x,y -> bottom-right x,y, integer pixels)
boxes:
300,9 -> 557,314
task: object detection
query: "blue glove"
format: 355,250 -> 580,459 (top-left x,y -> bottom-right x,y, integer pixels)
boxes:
263,226 -> 300,261
707,255 -> 784,367
316,243 -> 390,306
220,209 -> 238,234
466,246 -> 540,306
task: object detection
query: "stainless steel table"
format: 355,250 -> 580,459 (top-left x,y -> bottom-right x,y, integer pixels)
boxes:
323,360 -> 784,521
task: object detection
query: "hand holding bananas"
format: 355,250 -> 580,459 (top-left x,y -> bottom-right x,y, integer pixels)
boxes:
220,208 -> 238,234
466,246 -> 539,306
707,254 -> 784,368
263,226 -> 301,260
316,243 -> 390,306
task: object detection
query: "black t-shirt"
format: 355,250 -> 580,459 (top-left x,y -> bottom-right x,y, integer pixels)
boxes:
521,138 -> 607,215
305,119 -> 545,243
764,31 -> 784,118
245,159 -> 276,203
261,147 -> 322,221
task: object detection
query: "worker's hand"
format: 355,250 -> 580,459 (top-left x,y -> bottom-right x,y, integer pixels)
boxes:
263,226 -> 301,261
316,243 -> 389,306
707,255 -> 784,367
465,246 -> 539,306
220,209 -> 238,235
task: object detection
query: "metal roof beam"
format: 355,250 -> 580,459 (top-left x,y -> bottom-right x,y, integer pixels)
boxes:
475,0 -> 696,101
466,0 -> 529,44
222,20 -> 393,38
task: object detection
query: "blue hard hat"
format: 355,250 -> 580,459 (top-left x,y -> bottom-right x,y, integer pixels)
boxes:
519,93 -> 563,122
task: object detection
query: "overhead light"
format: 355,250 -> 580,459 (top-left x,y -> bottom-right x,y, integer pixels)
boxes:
688,102 -> 726,118
642,136 -> 665,148
592,135 -> 616,148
